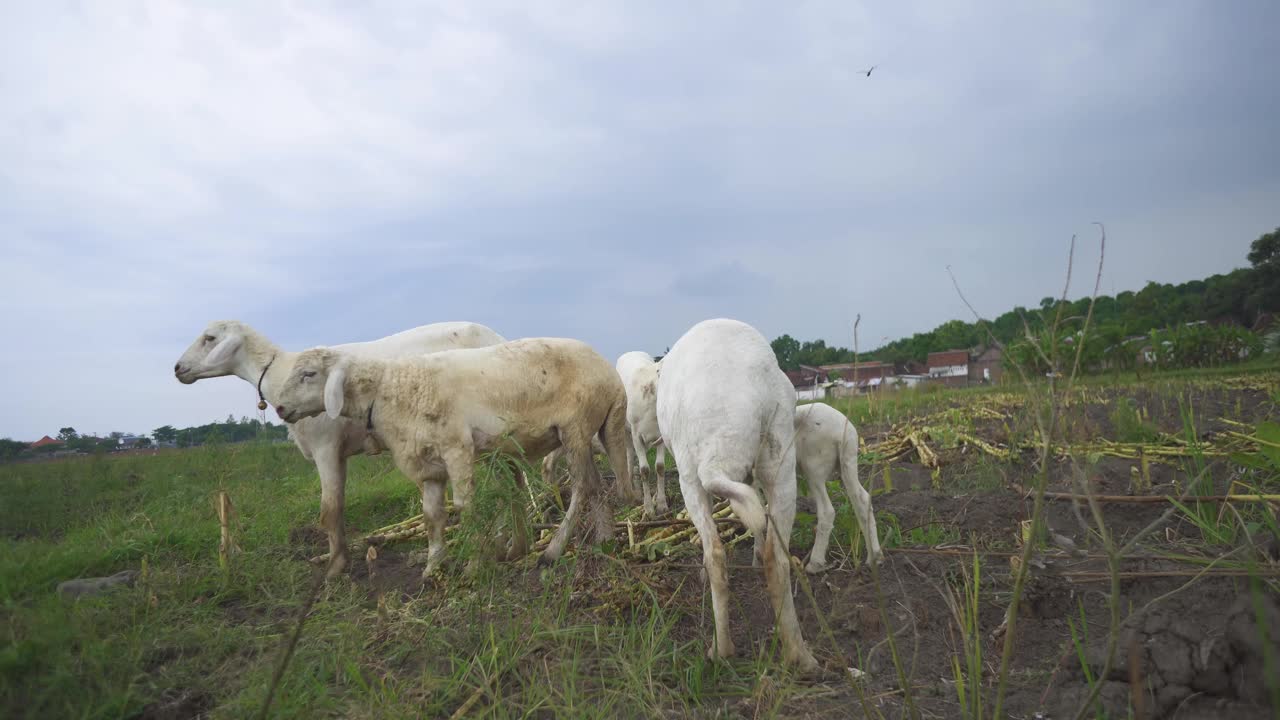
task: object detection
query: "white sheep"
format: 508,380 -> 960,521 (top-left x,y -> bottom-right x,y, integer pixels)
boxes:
794,402 -> 883,572
272,338 -> 637,577
174,320 -> 506,577
615,351 -> 669,518
656,318 -> 817,670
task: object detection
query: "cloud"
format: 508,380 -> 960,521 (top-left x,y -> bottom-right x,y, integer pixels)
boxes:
1,0 -> 1278,439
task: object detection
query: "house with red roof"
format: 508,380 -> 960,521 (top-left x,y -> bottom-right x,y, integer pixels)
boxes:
28,436 -> 63,451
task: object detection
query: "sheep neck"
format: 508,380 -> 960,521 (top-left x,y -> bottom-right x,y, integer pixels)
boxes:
339,361 -> 389,424
228,328 -> 289,404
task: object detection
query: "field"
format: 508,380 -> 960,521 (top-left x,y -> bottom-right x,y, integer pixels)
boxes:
3,366 -> 1280,719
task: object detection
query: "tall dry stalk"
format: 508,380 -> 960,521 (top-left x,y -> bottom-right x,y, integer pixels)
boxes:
949,224 -> 1106,717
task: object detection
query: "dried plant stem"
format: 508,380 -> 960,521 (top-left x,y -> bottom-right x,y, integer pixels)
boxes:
256,561 -> 331,720
1017,488 -> 1280,504
789,556 -> 884,720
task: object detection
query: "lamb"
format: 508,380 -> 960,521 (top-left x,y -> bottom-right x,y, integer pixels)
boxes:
615,351 -> 669,518
656,318 -> 817,670
272,338 -> 637,577
173,320 -> 506,577
794,402 -> 883,573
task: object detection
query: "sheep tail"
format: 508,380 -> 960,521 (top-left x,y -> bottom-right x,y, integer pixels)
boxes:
700,469 -> 767,538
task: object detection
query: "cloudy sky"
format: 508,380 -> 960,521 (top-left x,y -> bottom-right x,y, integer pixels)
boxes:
2,1 -> 1278,440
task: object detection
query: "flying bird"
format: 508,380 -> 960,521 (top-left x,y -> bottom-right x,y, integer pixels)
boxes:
861,64 -> 878,77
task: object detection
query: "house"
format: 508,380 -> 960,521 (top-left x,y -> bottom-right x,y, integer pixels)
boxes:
969,346 -> 1003,384
926,349 -> 971,387
819,361 -> 896,382
785,366 -> 830,401
118,435 -> 147,450
819,360 -> 904,395
27,435 -> 63,451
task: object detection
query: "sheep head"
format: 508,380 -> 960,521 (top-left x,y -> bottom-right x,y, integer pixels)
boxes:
174,320 -> 247,384
275,348 -> 348,423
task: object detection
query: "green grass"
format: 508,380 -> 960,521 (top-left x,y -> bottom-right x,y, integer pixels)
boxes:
0,443 -> 817,719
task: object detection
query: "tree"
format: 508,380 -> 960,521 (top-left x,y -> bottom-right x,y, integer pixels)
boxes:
770,334 -> 801,370
1247,227 -> 1280,271
0,438 -> 28,462
1246,227 -> 1280,315
57,427 -> 78,442
135,437 -> 153,448
152,425 -> 178,444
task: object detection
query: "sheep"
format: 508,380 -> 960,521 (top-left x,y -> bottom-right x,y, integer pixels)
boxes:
793,402 -> 883,573
271,338 -> 637,577
173,320 -> 506,577
615,351 -> 669,518
656,318 -> 817,670
540,351 -> 669,519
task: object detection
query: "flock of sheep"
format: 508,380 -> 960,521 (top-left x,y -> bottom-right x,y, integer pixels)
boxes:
173,317 -> 883,670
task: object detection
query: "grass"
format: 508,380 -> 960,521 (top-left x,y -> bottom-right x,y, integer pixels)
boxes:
3,365 -> 1279,718
1,443 -> 824,719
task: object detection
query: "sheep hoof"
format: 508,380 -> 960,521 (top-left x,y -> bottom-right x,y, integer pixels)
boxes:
804,560 -> 828,575
325,553 -> 350,579
788,648 -> 820,674
707,639 -> 736,659
536,551 -> 559,568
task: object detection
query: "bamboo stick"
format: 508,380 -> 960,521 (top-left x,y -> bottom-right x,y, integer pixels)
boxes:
217,491 -> 239,570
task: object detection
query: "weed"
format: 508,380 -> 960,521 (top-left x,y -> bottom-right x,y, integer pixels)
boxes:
1066,599 -> 1103,720
1109,398 -> 1159,444
944,548 -> 984,720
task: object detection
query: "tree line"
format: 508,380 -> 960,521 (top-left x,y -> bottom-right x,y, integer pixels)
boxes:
771,226 -> 1280,371
0,416 -> 290,462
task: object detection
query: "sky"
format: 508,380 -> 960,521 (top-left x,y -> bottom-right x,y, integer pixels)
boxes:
2,1 -> 1278,441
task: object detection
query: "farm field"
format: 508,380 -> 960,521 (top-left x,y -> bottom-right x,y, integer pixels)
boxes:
3,367 -> 1279,719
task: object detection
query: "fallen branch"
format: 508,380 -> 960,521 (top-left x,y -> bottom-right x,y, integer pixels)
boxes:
1062,569 -> 1280,581
1013,485 -> 1280,504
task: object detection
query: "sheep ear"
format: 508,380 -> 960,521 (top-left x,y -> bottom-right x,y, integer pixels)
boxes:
324,365 -> 347,420
204,333 -> 242,367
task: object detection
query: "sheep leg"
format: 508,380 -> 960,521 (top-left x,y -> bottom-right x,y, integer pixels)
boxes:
748,471 -> 766,569
502,462 -> 530,561
840,441 -> 883,565
629,424 -> 656,519
800,456 -> 836,574
682,467 -> 735,659
601,400 -> 639,504
420,477 -> 448,579
540,439 -> 603,563
652,442 -> 669,515
540,449 -> 558,485
446,440 -> 476,510
755,441 -> 819,671
313,446 -> 349,578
